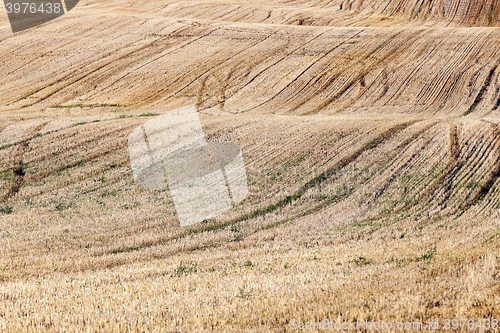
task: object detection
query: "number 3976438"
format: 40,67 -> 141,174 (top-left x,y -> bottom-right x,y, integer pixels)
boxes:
3,0 -> 79,33
5,2 -> 62,14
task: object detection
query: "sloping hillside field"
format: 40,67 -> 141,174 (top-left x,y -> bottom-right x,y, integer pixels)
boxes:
0,0 -> 500,331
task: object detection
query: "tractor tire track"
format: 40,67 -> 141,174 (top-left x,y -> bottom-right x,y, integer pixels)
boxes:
3,122 -> 48,201
245,29 -> 366,112
459,120 -> 500,211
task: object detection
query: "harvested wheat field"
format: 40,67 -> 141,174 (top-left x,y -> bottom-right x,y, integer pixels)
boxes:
0,0 -> 500,331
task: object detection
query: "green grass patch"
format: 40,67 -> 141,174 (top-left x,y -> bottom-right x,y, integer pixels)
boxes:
173,261 -> 198,277
351,256 -> 374,265
416,246 -> 437,262
50,104 -> 118,109
0,206 -> 14,214
423,9 -> 431,21
486,231 -> 500,243
93,104 -> 118,108
100,190 -> 118,198
55,202 -> 74,211
123,202 -> 140,210
243,260 -> 254,267
50,105 -> 82,109
181,94 -> 214,99
118,114 -> 133,119
237,281 -> 252,298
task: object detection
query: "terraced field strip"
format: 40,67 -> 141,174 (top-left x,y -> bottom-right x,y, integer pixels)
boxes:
70,0 -> 500,27
3,16 -> 500,116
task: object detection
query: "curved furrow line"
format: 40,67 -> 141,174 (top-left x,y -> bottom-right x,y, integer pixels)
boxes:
243,121 -> 418,223
458,121 -> 500,212
464,62 -> 500,115
0,121 -> 137,175
199,28 -> 334,111
480,175 -> 500,212
74,31 -> 201,99
383,34 -> 478,110
2,17 -> 139,80
243,126 -> 324,173
379,31 -> 454,106
299,30 -> 419,111
326,121 -> 450,226
412,30 -> 489,110
3,19 -> 145,106
490,65 -> 500,112
245,121 -> 380,172
142,27 -> 278,105
194,37 -> 298,109
446,131 -> 495,212
99,25 -> 210,93
6,20 -> 500,114
444,33 -> 499,112
353,44 -> 431,106
445,0 -> 467,26
434,123 -> 495,213
8,38 -> 149,106
394,131 -> 450,207
310,29 -> 428,113
27,124 -> 136,166
345,121 -> 444,218
149,0 -> 500,27
289,120 -> 432,220
28,136 -> 129,184
400,122 -> 458,211
2,122 -> 49,202
370,122 -> 444,215
23,36 -> 186,108
99,32 -> 223,103
458,0 -> 481,26
458,125 -> 498,179
243,123 -> 377,201
0,122 -> 135,177
21,150 -> 131,202
421,32 -> 485,107
243,29 -> 366,112
210,5 -> 242,21
261,9 -> 273,23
